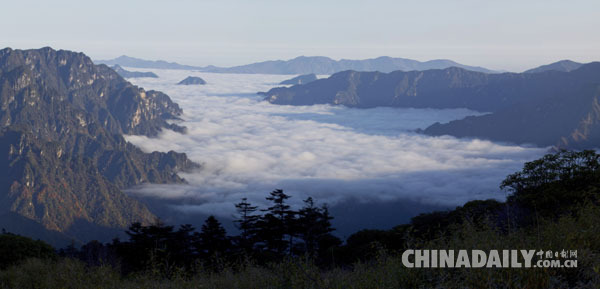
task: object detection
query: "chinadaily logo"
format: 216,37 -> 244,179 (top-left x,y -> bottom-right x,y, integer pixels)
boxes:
401,249 -> 578,268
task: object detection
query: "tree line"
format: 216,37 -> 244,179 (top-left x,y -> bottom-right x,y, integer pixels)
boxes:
59,189 -> 341,275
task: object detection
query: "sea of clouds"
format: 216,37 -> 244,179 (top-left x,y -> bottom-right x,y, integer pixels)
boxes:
124,68 -> 548,221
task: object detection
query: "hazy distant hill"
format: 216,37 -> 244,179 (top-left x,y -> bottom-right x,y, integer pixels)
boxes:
96,55 -> 495,74
0,47 -> 198,243
524,60 -> 583,73
264,63 -> 600,149
280,73 -> 318,85
177,76 -> 206,85
111,64 -> 158,78
97,55 -> 201,70
202,56 -> 496,74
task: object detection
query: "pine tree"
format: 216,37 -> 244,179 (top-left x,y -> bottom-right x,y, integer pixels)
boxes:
172,224 -> 199,268
233,198 -> 259,253
121,220 -> 176,273
297,197 -> 340,257
197,216 -> 230,258
258,189 -> 296,255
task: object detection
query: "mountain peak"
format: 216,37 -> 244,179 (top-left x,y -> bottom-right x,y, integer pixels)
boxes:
525,59 -> 583,73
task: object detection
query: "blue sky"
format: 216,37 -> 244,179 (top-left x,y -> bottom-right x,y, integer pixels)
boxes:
1,0 -> 598,71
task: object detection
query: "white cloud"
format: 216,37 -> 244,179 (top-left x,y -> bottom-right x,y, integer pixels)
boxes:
125,69 -> 548,218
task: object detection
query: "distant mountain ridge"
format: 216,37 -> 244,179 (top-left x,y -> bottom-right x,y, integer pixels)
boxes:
262,63 -> 600,149
280,73 -> 318,85
111,65 -> 158,78
96,55 -> 496,74
0,47 -> 198,242
204,56 -> 496,74
524,60 -> 583,73
96,55 -> 201,70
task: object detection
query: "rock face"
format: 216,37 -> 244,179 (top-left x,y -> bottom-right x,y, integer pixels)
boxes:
524,60 -> 583,73
177,76 -> 206,85
111,65 -> 158,78
0,47 -> 198,241
264,63 -> 600,149
280,74 -> 318,85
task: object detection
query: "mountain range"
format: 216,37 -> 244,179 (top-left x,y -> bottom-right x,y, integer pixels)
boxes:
262,62 -> 600,149
200,56 -> 496,74
0,47 -> 197,245
96,55 -> 496,74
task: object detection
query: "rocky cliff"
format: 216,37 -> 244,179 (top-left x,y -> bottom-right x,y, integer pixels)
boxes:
0,47 -> 198,241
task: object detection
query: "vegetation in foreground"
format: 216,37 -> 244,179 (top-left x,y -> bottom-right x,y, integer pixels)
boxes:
1,150 -> 600,288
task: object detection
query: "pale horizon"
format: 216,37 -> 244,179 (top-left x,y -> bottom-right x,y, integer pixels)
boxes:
2,0 -> 599,72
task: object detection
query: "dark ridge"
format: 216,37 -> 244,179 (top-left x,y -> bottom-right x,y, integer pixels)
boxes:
264,63 -> 600,149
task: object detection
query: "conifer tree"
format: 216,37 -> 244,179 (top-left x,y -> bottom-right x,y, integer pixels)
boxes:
297,197 -> 339,257
233,198 -> 259,253
258,189 -> 296,255
197,216 -> 230,258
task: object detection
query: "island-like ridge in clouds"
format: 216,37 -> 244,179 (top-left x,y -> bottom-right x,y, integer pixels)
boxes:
177,76 -> 206,85
263,63 -> 600,149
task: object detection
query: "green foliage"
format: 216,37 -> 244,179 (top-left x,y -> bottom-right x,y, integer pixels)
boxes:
502,150 -> 600,216
0,232 -> 56,269
2,201 -> 598,289
1,203 -> 599,288
114,220 -> 200,275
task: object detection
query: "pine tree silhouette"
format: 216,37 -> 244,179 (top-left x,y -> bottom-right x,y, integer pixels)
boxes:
258,189 -> 296,256
297,197 -> 340,258
234,198 -> 259,254
197,216 -> 230,258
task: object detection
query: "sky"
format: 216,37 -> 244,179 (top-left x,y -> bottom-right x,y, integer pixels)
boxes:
1,0 -> 599,71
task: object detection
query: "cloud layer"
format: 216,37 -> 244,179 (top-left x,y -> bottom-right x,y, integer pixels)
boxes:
125,69 -> 547,218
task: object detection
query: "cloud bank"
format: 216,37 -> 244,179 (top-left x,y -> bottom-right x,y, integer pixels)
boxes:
125,69 -> 547,218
